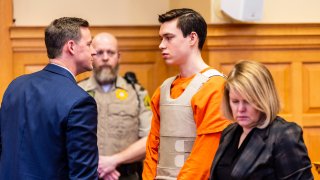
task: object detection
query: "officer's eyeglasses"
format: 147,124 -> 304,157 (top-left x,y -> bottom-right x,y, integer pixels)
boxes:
95,50 -> 117,57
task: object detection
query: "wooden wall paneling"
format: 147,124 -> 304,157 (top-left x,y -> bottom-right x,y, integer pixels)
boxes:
290,62 -> 303,125
267,63 -> 292,114
11,27 -> 47,80
303,63 -> 320,113
13,52 -> 47,78
303,62 -> 320,125
0,0 -> 13,102
304,127 -> 320,179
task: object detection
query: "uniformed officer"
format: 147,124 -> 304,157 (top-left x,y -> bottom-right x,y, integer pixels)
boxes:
78,32 -> 152,180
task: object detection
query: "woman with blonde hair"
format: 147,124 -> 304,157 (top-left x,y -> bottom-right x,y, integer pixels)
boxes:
210,60 -> 313,180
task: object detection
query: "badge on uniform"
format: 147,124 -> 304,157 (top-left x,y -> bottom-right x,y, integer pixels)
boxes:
115,89 -> 128,100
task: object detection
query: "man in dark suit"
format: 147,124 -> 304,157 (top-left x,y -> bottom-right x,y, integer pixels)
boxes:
0,17 -> 99,179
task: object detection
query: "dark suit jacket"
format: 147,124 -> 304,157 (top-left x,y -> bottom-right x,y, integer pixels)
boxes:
0,64 -> 98,180
210,116 -> 313,180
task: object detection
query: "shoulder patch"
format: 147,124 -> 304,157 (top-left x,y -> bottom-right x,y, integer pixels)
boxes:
115,89 -> 128,100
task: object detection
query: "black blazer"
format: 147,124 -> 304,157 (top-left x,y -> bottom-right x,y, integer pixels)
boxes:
210,116 -> 313,180
0,64 -> 98,179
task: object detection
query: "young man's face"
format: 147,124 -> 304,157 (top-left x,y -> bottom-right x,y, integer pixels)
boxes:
159,19 -> 191,66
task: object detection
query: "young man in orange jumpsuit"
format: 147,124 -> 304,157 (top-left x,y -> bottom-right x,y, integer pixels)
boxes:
143,8 -> 231,179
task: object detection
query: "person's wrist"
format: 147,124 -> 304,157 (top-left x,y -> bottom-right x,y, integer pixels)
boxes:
111,154 -> 122,166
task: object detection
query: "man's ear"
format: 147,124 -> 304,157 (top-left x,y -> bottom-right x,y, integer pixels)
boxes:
189,32 -> 198,47
66,40 -> 76,55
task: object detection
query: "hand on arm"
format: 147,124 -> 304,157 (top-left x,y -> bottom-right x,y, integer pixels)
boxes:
98,156 -> 118,178
99,137 -> 147,178
101,170 -> 120,180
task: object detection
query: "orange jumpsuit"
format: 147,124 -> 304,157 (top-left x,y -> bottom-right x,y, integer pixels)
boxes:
143,68 -> 231,180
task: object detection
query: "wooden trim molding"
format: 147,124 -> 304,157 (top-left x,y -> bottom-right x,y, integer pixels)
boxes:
10,24 -> 320,51
206,23 -> 320,50
10,26 -> 161,52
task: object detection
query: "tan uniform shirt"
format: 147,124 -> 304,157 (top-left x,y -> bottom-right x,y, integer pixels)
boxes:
78,75 -> 152,156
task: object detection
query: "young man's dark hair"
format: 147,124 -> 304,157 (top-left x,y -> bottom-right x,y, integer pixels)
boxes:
45,17 -> 89,59
158,8 -> 207,50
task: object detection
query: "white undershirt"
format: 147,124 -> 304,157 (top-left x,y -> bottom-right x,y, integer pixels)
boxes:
102,84 -> 112,92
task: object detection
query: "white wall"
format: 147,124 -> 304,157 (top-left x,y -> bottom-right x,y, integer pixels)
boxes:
170,0 -> 212,24
211,0 -> 320,23
13,0 -> 169,25
13,0 -> 320,26
262,0 -> 320,23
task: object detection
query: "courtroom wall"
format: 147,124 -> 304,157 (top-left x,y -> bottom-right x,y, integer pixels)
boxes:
13,0 -> 320,26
